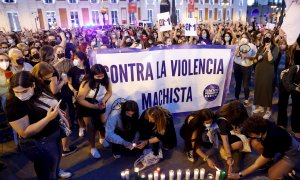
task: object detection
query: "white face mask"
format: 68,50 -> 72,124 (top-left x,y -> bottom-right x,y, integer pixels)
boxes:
15,90 -> 34,101
73,59 -> 80,67
225,37 -> 231,42
0,61 -> 9,70
91,41 -> 96,46
8,39 -> 14,44
204,123 -> 212,128
240,38 -> 249,44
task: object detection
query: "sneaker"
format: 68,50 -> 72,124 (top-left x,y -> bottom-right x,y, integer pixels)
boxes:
263,111 -> 272,119
243,100 -> 250,107
58,169 -> 72,179
252,107 -> 264,114
113,154 -> 121,159
78,128 -> 85,137
62,145 -> 78,157
90,148 -> 101,159
186,150 -> 195,162
99,138 -> 110,148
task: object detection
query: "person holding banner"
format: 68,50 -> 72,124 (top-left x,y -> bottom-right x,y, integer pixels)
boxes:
253,34 -> 279,119
233,32 -> 257,106
76,64 -> 112,159
135,106 -> 177,169
105,100 -> 140,158
199,29 -> 212,45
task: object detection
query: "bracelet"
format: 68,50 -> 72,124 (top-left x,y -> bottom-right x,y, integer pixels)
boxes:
203,155 -> 209,162
238,172 -> 243,178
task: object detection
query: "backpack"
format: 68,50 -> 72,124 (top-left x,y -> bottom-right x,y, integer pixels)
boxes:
280,65 -> 300,80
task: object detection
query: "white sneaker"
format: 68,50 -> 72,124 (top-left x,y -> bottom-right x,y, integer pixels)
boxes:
186,150 -> 195,162
58,169 -> 72,179
243,100 -> 250,107
252,107 -> 264,114
99,138 -> 110,148
78,128 -> 85,137
263,111 -> 272,119
90,148 -> 101,159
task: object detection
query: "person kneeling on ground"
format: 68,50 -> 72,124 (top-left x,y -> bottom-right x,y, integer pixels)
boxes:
105,100 -> 140,158
228,116 -> 300,179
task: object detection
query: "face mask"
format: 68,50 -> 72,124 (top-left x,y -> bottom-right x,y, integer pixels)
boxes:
21,39 -> 26,43
91,41 -> 96,46
95,78 -> 103,83
44,80 -> 51,85
148,40 -> 153,44
15,90 -> 34,101
16,58 -> 25,65
204,123 -> 212,128
111,35 -> 116,38
57,53 -> 65,59
8,39 -> 14,44
0,61 -> 9,70
263,37 -> 271,44
166,41 -> 172,46
124,33 -> 129,36
73,59 -> 80,66
66,34 -> 70,38
240,38 -> 249,44
125,42 -> 132,47
225,37 -> 230,42
280,45 -> 286,50
99,42 -> 103,46
32,54 -> 40,59
1,48 -> 8,53
202,34 -> 207,39
49,41 -> 57,46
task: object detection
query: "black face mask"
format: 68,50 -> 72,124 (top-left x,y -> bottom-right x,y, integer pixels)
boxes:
95,79 -> 103,83
44,80 -> 51,85
16,58 -> 25,65
57,53 -> 65,59
122,115 -> 136,132
263,37 -> 272,44
31,54 -> 40,59
49,41 -> 57,47
125,42 -> 132,47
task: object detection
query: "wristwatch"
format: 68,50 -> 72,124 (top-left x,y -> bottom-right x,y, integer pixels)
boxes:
238,172 -> 243,178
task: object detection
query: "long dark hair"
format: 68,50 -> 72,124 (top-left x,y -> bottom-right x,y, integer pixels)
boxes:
120,100 -> 139,131
39,45 -> 54,63
197,108 -> 215,125
82,64 -> 109,90
75,51 -> 90,73
8,71 -> 54,101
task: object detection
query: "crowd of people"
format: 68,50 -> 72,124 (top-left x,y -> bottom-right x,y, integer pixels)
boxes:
0,19 -> 299,179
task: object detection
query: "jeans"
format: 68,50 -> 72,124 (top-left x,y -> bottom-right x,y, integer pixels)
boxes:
19,130 -> 61,180
233,63 -> 252,100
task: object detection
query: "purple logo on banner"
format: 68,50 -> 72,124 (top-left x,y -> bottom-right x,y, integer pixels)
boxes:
203,84 -> 220,102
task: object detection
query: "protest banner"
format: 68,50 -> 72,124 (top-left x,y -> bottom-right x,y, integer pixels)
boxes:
157,12 -> 172,32
185,18 -> 197,36
94,45 -> 235,114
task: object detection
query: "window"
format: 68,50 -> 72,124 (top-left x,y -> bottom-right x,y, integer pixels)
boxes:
218,9 -> 222,21
188,12 -> 193,18
68,0 -> 77,4
176,9 -> 180,23
238,10 -> 242,20
209,9 -> 213,19
2,0 -> 16,3
43,0 -> 54,4
110,0 -> 118,3
209,0 -> 214,5
239,0 -> 243,6
129,13 -> 135,25
90,0 -> 99,3
7,12 -> 21,31
226,9 -> 230,21
199,9 -> 203,22
70,11 -> 79,27
46,11 -> 56,29
199,0 -> 204,5
111,10 -> 118,25
92,11 -> 100,25
147,9 -> 153,22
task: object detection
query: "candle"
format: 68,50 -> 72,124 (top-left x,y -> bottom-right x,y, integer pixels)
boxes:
148,173 -> 153,180
156,167 -> 161,173
185,169 -> 190,180
207,173 -> 214,179
200,168 -> 205,179
161,173 -> 166,180
125,169 -> 130,180
154,171 -> 159,180
121,171 -> 126,179
220,171 -> 226,180
140,173 -> 146,179
193,169 -> 199,180
169,170 -> 174,180
215,170 -> 221,180
177,169 -> 182,180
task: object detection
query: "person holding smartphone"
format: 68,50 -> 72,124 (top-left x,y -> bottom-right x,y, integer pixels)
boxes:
5,71 -> 69,179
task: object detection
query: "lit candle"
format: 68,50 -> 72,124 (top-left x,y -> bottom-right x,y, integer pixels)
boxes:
154,171 -> 159,180
193,169 -> 199,180
207,173 -> 214,179
200,168 -> 205,179
161,173 -> 166,180
185,169 -> 190,180
125,169 -> 130,180
140,173 -> 146,179
215,170 -> 221,180
177,169 -> 182,180
169,170 -> 174,180
121,171 -> 126,179
148,173 -> 153,180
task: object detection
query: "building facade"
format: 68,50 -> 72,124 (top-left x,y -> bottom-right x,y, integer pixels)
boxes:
0,0 -> 247,32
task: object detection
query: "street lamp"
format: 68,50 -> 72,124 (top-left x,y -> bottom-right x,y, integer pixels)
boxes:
221,0 -> 229,24
100,8 -> 108,26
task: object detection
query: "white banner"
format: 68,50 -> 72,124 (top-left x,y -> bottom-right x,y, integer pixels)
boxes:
185,18 -> 197,36
95,45 -> 234,114
157,12 -> 172,32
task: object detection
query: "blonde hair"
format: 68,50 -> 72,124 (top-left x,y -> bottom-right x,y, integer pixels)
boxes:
146,106 -> 171,135
31,62 -> 54,80
17,43 -> 29,52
